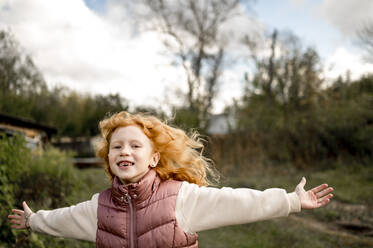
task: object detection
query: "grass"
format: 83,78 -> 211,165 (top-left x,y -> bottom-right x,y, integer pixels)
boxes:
309,165 -> 373,204
72,167 -> 111,202
198,218 -> 372,248
222,163 -> 373,205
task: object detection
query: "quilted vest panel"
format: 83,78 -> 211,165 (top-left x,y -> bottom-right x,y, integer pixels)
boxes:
96,170 -> 198,248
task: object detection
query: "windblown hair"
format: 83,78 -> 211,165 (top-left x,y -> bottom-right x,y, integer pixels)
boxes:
96,111 -> 219,186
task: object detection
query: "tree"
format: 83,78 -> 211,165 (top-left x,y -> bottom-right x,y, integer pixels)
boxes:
243,29 -> 323,111
357,22 -> 373,63
124,0 -> 254,129
0,29 -> 128,137
0,30 -> 48,118
235,30 -> 326,166
49,90 -> 128,138
0,30 -> 46,94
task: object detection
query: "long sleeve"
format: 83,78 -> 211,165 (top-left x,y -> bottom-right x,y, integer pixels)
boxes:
175,182 -> 301,234
29,193 -> 99,242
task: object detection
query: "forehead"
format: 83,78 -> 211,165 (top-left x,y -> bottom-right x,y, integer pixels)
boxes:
110,125 -> 150,143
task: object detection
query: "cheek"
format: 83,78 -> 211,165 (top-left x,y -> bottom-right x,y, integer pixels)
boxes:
108,152 -> 115,163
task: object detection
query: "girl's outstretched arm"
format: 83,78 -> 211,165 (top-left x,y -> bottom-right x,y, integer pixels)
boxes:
7,195 -> 99,242
176,182 -> 301,233
8,201 -> 34,229
176,177 -> 334,233
295,177 -> 334,209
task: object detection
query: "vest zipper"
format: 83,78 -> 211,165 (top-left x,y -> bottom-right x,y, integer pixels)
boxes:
126,193 -> 135,248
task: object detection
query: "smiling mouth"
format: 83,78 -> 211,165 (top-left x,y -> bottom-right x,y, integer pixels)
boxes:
117,161 -> 135,168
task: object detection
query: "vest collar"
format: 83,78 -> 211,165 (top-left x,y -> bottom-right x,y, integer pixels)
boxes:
111,169 -> 160,205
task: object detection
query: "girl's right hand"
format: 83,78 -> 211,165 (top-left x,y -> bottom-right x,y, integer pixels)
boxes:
8,201 -> 34,229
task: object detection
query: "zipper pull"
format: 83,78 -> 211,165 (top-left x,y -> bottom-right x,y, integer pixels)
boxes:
124,193 -> 131,203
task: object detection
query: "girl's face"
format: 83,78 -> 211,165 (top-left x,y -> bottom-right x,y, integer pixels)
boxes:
108,125 -> 159,184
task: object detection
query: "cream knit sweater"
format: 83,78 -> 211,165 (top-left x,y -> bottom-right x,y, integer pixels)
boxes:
29,181 -> 301,242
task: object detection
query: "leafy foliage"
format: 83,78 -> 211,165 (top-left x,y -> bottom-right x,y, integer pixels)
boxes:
207,30 -> 373,169
0,134 -> 86,247
171,107 -> 201,133
0,30 -> 128,138
357,21 -> 373,62
234,66 -> 373,168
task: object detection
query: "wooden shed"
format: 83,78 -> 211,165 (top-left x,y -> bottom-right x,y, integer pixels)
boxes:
0,113 -> 57,148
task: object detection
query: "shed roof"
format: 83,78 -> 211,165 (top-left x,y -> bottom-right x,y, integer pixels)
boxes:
0,113 -> 57,138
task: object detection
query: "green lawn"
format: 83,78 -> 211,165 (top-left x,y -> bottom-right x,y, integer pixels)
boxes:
222,164 -> 373,205
198,218 -> 372,248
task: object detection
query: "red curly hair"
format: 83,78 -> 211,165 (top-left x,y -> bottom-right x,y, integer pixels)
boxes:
96,111 -> 219,186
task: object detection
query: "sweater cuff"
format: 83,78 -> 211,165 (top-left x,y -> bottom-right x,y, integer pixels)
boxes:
28,213 -> 36,231
287,192 -> 301,213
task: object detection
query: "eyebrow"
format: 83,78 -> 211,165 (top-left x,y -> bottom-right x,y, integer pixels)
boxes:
110,139 -> 144,144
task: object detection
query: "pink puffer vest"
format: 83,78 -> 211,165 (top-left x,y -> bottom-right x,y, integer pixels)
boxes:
96,170 -> 198,248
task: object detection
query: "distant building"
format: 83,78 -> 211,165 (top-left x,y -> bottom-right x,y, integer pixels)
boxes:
206,113 -> 236,136
0,113 -> 57,149
0,113 -> 104,168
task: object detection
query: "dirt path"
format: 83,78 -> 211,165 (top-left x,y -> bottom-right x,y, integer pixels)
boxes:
289,200 -> 373,246
290,216 -> 373,245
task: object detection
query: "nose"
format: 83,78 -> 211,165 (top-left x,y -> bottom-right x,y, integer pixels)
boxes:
120,145 -> 131,156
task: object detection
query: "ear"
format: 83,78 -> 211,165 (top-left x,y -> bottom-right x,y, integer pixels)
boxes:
151,152 -> 160,167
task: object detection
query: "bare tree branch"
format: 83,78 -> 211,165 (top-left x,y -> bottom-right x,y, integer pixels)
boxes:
357,22 -> 373,62
126,0 -> 254,129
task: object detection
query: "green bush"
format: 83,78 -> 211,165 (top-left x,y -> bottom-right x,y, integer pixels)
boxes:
233,76 -> 373,169
0,134 -> 83,247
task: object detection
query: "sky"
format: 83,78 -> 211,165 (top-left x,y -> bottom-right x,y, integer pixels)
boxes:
0,0 -> 373,113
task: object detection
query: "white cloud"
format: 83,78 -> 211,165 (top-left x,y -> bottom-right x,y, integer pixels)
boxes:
214,65 -> 247,113
324,47 -> 373,80
0,0 -> 183,110
289,0 -> 308,8
0,0 -> 253,114
3,0 -> 370,115
103,0 -> 259,113
317,0 -> 373,38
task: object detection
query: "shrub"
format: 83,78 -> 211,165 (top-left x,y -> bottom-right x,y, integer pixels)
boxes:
0,134 -> 81,247
233,76 -> 373,169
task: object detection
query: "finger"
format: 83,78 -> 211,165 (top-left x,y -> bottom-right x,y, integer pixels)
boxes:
317,193 -> 333,207
298,177 -> 306,188
311,184 -> 328,194
23,201 -> 32,214
8,215 -> 21,219
11,225 -> 24,229
11,209 -> 24,215
317,199 -> 330,208
9,219 -> 21,224
318,193 -> 333,202
315,187 -> 334,198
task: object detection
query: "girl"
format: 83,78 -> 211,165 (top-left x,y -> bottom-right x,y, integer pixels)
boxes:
8,111 -> 333,247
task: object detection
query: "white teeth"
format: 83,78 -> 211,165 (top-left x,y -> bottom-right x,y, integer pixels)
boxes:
118,161 -> 134,166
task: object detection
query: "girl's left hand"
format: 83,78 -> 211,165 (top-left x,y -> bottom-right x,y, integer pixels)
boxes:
8,201 -> 34,229
295,177 -> 334,209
